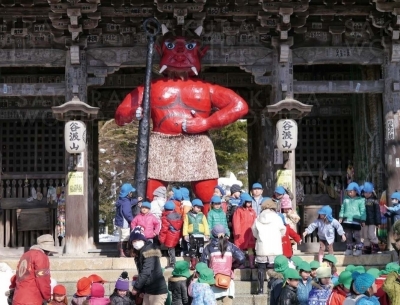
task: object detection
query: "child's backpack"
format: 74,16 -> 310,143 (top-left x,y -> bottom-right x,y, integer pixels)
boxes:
343,295 -> 366,305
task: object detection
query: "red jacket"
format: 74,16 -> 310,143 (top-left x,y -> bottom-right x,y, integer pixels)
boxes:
376,276 -> 391,305
327,285 -> 348,305
13,246 -> 51,305
282,224 -> 301,259
232,206 -> 256,249
159,210 -> 183,248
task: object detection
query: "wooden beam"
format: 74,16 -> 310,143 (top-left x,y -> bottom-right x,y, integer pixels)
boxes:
1,198 -> 58,210
308,5 -> 372,16
0,83 -> 65,96
293,80 -> 384,94
0,49 -> 65,67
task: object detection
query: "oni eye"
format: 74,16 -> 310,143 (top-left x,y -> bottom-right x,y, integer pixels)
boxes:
185,42 -> 196,50
165,42 -> 175,49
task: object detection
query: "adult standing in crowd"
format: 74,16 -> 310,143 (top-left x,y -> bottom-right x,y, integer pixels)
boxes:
251,183 -> 266,216
13,234 -> 58,305
130,226 -> 168,305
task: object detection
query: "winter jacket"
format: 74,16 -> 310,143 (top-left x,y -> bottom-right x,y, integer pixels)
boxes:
133,241 -> 168,295
183,211 -> 210,236
282,224 -> 301,259
308,282 -> 333,305
227,196 -> 241,226
344,295 -> 380,305
383,272 -> 400,305
201,238 -> 245,278
304,218 -> 344,245
326,285 -> 349,305
168,276 -> 189,305
49,300 -> 66,305
267,269 -> 285,305
83,283 -> 110,305
252,209 -> 286,257
190,282 -> 216,305
386,204 -> 400,223
13,245 -> 51,305
279,285 -> 300,305
297,277 -> 312,305
339,196 -> 366,223
115,197 -> 138,228
130,212 -> 161,239
83,297 -> 110,305
110,290 -> 135,305
151,197 -> 166,221
364,197 -> 381,226
233,206 -> 256,249
71,295 -> 89,305
375,275 -> 391,305
207,208 -> 230,236
159,210 -> 183,248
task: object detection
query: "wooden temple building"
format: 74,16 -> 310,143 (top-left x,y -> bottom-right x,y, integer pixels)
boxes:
0,0 -> 398,255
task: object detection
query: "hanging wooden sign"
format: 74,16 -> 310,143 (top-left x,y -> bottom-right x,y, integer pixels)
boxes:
65,120 -> 86,153
276,119 -> 298,151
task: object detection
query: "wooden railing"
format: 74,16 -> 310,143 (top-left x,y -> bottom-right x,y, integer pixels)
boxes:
0,174 -> 65,249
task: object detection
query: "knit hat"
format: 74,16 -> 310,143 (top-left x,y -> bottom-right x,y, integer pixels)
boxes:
180,187 -> 190,200
88,274 -> 106,284
192,199 -> 203,207
211,195 -> 222,204
129,226 -> 147,242
318,205 -> 333,222
336,270 -> 352,289
284,268 -> 301,280
215,185 -> 226,196
252,183 -> 263,189
261,198 -> 277,210
53,284 -> 66,295
274,255 -> 289,273
322,254 -> 337,265
240,193 -> 253,205
230,184 -> 241,194
380,262 -> 400,275
172,261 -> 191,278
172,188 -> 183,200
211,224 -> 226,238
362,182 -> 374,193
310,261 -> 320,270
195,262 -> 208,273
366,268 -> 380,279
274,186 -> 286,195
141,201 -> 151,209
352,272 -> 375,294
298,261 -> 311,272
115,271 -> 130,291
37,234 -> 58,253
198,267 -> 216,285
280,194 -> 292,209
316,262 -> 331,278
153,186 -> 166,198
120,183 -> 136,197
291,256 -> 303,268
76,277 -> 91,296
346,182 -> 360,193
91,283 -> 105,298
345,265 -> 356,272
164,200 -> 175,210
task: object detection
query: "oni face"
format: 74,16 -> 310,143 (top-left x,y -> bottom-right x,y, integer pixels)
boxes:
157,35 -> 208,76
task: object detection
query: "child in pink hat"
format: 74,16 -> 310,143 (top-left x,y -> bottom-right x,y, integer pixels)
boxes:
280,194 -> 300,232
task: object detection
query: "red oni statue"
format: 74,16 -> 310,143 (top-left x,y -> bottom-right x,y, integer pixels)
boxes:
115,26 -> 248,215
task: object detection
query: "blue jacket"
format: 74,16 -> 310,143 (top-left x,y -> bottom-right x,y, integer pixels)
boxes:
115,197 -> 138,228
297,278 -> 312,305
252,196 -> 268,216
304,218 -> 344,245
387,204 -> 400,222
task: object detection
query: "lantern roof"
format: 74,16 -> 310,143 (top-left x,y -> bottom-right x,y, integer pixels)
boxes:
267,97 -> 313,119
52,96 -> 99,121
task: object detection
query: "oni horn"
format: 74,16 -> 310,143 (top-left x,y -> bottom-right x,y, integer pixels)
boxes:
161,24 -> 169,36
194,26 -> 203,37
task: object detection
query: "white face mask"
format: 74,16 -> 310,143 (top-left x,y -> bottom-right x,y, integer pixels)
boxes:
132,240 -> 145,250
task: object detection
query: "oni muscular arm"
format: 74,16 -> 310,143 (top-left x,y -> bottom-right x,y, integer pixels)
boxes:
115,86 -> 144,126
183,83 -> 248,134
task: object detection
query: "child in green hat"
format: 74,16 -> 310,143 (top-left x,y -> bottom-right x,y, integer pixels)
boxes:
322,254 -> 339,285
279,268 -> 301,305
189,267 -> 216,305
327,270 -> 352,305
310,261 -> 320,281
168,261 -> 191,305
267,255 -> 289,303
297,261 -> 313,305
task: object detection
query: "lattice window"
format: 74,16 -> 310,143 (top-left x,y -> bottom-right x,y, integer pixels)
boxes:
296,118 -> 354,172
0,120 -> 65,173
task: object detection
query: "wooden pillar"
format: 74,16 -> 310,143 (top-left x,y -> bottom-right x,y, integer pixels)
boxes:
64,49 -> 89,255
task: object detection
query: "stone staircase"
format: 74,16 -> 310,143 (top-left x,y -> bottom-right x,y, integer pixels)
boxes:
1,252 -> 395,305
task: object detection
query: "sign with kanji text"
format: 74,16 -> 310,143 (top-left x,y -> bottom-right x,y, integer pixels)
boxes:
387,119 -> 395,141
67,172 -> 84,195
276,119 -> 298,151
276,170 -> 292,192
65,121 -> 86,153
